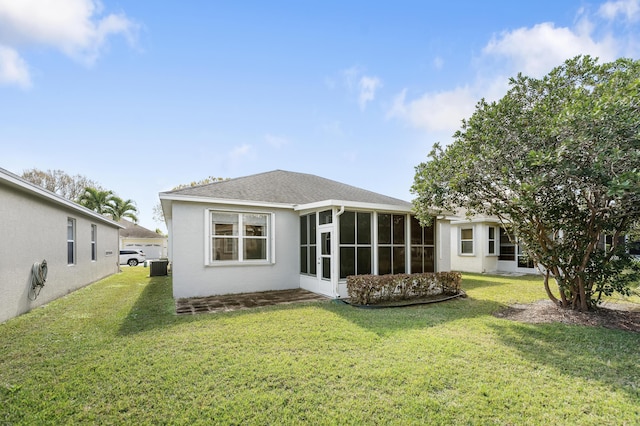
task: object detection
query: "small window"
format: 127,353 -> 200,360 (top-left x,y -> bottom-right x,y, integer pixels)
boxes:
67,218 -> 76,265
488,226 -> 496,255
91,224 -> 97,261
319,209 -> 332,225
460,227 -> 473,254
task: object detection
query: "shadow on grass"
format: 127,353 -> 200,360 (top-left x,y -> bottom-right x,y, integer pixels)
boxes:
118,275 -> 179,336
489,321 -> 640,399
321,296 -> 505,337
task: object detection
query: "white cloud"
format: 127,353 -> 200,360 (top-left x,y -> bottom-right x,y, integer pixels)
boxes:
0,0 -> 137,86
388,8 -> 627,135
433,56 -> 444,70
342,66 -> 383,110
229,144 -> 252,159
358,75 -> 382,110
0,45 -> 30,88
388,87 -> 476,132
599,0 -> 640,21
265,134 -> 288,149
483,22 -> 617,77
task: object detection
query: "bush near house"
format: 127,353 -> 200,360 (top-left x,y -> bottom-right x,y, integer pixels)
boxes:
347,272 -> 462,305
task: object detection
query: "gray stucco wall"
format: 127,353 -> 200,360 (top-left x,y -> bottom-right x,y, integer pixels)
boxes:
170,201 -> 299,298
0,184 -> 119,323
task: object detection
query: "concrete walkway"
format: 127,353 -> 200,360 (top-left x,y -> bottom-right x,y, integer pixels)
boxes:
176,288 -> 330,315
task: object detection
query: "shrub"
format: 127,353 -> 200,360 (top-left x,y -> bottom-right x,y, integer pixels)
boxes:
346,272 -> 462,305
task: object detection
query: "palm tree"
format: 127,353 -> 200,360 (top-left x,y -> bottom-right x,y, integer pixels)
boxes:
108,196 -> 139,223
77,187 -> 114,214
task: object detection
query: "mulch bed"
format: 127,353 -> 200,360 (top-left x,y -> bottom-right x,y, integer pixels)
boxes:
494,300 -> 640,332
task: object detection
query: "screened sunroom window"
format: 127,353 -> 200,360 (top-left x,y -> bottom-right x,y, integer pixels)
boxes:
378,213 -> 406,275
410,216 -> 435,273
339,211 -> 372,279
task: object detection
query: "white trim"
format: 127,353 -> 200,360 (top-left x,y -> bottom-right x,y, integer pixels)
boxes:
160,193 -> 294,209
459,225 -> 475,256
205,208 -> 274,266
295,199 -> 413,213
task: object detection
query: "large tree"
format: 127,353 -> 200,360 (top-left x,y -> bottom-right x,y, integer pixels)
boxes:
153,176 -> 228,224
22,169 -> 100,201
412,56 -> 640,311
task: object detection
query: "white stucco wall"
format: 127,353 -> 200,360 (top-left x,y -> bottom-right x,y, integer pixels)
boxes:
170,201 -> 300,298
0,184 -> 119,324
436,220 -> 451,273
449,222 -> 500,273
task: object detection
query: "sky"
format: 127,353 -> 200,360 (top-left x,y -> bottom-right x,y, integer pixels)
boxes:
1,0 -> 639,231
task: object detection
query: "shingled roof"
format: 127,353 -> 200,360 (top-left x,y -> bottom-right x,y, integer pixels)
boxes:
118,219 -> 165,239
162,170 -> 411,208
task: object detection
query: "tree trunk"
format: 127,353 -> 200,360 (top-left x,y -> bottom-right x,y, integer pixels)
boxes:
543,270 -> 560,305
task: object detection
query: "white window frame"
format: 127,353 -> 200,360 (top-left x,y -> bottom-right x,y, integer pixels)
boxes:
460,226 -> 474,255
205,209 -> 274,266
67,218 -> 76,265
487,226 -> 497,256
91,224 -> 97,261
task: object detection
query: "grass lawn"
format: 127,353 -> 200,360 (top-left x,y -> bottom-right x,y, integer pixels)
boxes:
1,269 -> 639,424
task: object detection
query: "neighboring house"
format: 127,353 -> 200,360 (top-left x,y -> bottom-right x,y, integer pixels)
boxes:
160,170 -> 452,299
0,167 -> 122,323
118,218 -> 168,260
449,214 -> 538,275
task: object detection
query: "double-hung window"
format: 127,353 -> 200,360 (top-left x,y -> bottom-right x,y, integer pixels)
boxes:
460,227 -> 474,255
210,211 -> 270,263
488,226 -> 497,255
67,218 -> 76,265
91,224 -> 97,261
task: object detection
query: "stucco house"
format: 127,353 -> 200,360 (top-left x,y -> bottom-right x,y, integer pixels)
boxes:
118,218 -> 168,260
0,167 -> 122,323
160,170 -> 452,299
449,214 -> 537,275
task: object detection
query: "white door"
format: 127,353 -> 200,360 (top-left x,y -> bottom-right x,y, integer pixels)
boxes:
318,228 -> 334,296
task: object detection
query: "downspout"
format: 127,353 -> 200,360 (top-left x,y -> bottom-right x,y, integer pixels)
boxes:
334,205 -> 345,298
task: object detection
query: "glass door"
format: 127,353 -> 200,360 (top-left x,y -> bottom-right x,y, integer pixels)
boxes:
320,230 -> 331,280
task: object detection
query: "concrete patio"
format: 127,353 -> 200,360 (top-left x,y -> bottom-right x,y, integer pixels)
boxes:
175,288 -> 330,315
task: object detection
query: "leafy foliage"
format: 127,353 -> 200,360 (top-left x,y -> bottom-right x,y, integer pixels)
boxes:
347,272 -> 462,305
78,187 -> 138,222
153,176 -> 229,224
412,56 -> 640,311
21,168 -> 101,201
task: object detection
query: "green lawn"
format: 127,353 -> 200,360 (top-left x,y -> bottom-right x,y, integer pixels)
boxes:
1,269 -> 638,425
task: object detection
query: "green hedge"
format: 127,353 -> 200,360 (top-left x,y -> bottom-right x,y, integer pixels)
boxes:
346,272 -> 462,305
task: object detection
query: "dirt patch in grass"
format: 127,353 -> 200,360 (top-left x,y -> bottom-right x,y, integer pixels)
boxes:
494,300 -> 640,332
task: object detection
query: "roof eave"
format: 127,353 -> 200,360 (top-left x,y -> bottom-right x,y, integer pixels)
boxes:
1,168 -> 123,229
294,199 -> 413,213
158,193 -> 296,210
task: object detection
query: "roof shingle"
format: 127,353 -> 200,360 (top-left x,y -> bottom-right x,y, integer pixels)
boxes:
162,170 -> 411,207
